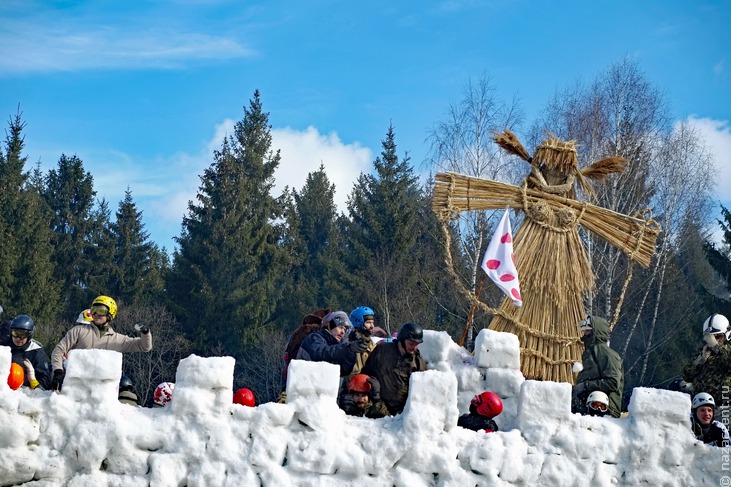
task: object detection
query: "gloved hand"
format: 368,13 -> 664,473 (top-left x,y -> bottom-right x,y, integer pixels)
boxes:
51,369 -> 65,392
573,381 -> 587,396
704,334 -> 719,348
22,359 -> 36,382
349,338 -> 369,354
366,376 -> 381,402
134,323 -> 150,334
693,346 -> 713,366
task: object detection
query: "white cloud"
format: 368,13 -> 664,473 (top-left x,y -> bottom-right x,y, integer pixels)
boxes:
0,22 -> 254,74
271,126 -> 373,213
686,116 -> 731,202
713,60 -> 725,77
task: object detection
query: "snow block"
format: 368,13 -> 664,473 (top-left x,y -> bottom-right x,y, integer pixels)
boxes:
518,380 -> 572,437
175,354 -> 235,390
172,355 -> 236,415
403,369 -> 459,435
0,346 -> 12,392
64,349 -> 122,403
484,366 -> 525,398
474,329 -> 520,370
628,387 -> 691,422
286,359 -> 340,401
419,330 -> 455,364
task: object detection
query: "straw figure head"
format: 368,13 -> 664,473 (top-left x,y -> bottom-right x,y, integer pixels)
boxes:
492,129 -> 627,202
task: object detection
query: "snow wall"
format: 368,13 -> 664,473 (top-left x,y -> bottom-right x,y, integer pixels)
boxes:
0,329 -> 727,487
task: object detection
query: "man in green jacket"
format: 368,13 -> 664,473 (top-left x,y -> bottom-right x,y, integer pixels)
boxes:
572,315 -> 624,418
362,322 -> 428,415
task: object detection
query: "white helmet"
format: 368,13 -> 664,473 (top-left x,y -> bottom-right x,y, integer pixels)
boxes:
692,392 -> 715,410
578,315 -> 593,333
76,309 -> 93,324
586,390 -> 609,407
702,314 -> 729,338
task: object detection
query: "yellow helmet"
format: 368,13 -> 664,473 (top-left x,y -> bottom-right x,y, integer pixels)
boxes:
91,295 -> 118,319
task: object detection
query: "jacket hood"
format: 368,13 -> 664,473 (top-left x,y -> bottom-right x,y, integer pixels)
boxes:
588,316 -> 611,344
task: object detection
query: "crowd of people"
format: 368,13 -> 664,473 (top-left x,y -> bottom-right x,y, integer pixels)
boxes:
1,299 -> 729,446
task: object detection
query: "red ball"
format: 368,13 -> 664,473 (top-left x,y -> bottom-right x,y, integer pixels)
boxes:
8,362 -> 25,390
233,388 -> 256,407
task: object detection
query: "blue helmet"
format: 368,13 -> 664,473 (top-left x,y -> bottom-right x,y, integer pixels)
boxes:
10,314 -> 35,338
350,306 -> 375,328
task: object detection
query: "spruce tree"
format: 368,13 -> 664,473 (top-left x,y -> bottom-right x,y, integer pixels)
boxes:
110,188 -> 165,305
167,90 -> 286,354
82,199 -> 117,307
345,124 -> 424,332
279,164 -> 349,325
42,154 -> 96,312
0,112 -> 60,322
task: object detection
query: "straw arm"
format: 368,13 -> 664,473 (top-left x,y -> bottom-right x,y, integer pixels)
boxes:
432,172 -> 661,268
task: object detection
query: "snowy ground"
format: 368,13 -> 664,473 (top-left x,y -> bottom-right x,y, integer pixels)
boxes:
0,329 -> 728,486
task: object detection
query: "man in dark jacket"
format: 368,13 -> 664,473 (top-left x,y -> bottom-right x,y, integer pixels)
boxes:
572,315 -> 624,418
296,311 -> 368,376
9,314 -> 51,390
362,322 -> 428,415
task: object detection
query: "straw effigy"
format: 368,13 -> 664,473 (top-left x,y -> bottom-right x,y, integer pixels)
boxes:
432,130 -> 661,383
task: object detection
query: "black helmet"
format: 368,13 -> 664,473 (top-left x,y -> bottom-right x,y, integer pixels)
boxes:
398,322 -> 423,343
119,375 -> 134,392
10,314 -> 35,338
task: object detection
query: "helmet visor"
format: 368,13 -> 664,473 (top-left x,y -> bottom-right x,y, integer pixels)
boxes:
11,329 -> 29,339
589,401 -> 608,412
90,305 -> 109,317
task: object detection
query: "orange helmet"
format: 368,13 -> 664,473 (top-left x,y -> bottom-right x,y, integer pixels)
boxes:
233,388 -> 256,407
8,362 -> 25,390
348,374 -> 372,393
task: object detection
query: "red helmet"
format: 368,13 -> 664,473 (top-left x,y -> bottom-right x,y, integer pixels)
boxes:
348,374 -> 372,393
8,362 -> 25,390
471,391 -> 503,418
233,388 -> 256,407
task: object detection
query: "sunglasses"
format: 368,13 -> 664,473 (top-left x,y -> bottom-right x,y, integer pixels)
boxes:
90,306 -> 109,317
11,329 -> 29,339
589,401 -> 608,412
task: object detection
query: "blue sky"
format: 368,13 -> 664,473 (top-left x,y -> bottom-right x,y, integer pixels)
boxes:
1,0 -> 729,250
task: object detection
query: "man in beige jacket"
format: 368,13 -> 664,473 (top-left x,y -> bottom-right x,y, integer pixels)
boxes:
50,295 -> 152,391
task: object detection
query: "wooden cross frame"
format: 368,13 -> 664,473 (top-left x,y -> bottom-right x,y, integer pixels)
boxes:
432,130 -> 661,383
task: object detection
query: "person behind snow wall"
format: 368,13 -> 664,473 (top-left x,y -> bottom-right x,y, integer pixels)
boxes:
118,375 -> 139,406
362,322 -> 427,416
683,313 -> 731,409
295,311 -> 368,378
572,315 -> 624,418
338,373 -> 389,419
458,391 -> 502,433
8,314 -> 51,390
49,295 -> 153,392
345,306 -> 378,379
690,392 -> 730,447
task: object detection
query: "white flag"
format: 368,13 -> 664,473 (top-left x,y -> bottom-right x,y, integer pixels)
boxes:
481,209 -> 522,306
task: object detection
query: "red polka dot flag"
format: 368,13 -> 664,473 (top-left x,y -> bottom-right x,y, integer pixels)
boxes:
480,209 -> 522,306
